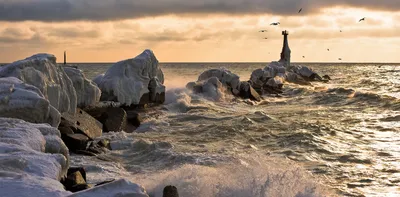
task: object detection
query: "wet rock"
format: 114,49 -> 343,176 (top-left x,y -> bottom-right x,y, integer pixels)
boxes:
97,139 -> 112,150
75,150 -> 98,156
62,171 -> 87,192
62,133 -> 89,152
239,81 -> 261,102
163,185 -> 179,197
68,167 -> 87,182
322,75 -> 331,80
95,179 -> 116,187
126,111 -> 142,128
186,82 -> 203,93
58,127 -> 74,135
61,108 -> 102,139
85,107 -> 127,133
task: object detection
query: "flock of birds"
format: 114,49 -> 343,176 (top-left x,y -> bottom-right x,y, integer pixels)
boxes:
259,8 -> 367,61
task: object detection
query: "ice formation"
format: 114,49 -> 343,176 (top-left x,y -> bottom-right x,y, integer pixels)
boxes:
70,179 -> 149,197
0,77 -> 61,127
92,74 -> 104,87
0,118 -> 70,197
198,68 -> 241,95
64,67 -> 101,107
96,50 -> 165,105
0,54 -> 77,114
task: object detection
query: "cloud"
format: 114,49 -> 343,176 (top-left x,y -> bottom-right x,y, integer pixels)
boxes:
0,0 -> 399,22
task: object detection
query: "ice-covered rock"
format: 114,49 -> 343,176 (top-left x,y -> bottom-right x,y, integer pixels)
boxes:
96,50 -> 165,105
92,74 -> 104,87
0,77 -> 61,127
70,179 -> 149,197
0,54 -> 77,114
289,65 -> 323,81
198,68 -> 241,95
0,118 -> 70,197
64,67 -> 101,107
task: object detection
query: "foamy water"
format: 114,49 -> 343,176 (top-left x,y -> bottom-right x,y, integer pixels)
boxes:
73,63 -> 399,197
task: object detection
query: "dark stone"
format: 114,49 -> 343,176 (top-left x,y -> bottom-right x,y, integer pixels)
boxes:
239,81 -> 262,102
75,150 -> 98,156
61,133 -> 89,152
262,84 -> 283,94
59,118 -> 77,132
85,107 -> 127,133
58,126 -> 74,135
61,108 -> 103,139
95,179 -> 116,187
163,185 -> 179,197
62,171 -> 87,192
126,111 -> 142,128
68,167 -> 87,182
186,82 -> 202,93
153,92 -> 165,104
97,139 -> 111,150
69,184 -> 91,192
139,92 -> 150,105
323,75 -> 331,80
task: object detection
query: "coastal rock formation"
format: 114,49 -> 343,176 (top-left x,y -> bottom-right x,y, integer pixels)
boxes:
61,108 -> 102,140
0,118 -> 71,197
96,50 -> 165,106
0,54 -> 77,114
64,67 -> 101,108
0,77 -> 61,127
84,107 -> 127,133
198,68 -> 241,95
288,65 -> 323,81
92,74 -> 104,87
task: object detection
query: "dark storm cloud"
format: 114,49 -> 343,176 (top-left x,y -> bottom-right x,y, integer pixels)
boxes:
0,0 -> 399,22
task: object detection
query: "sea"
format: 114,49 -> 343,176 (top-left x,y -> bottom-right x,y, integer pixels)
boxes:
70,62 -> 399,197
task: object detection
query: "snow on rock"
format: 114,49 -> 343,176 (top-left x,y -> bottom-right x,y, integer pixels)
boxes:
288,65 -> 323,81
70,179 -> 149,197
0,77 -> 61,127
0,118 -> 70,197
64,67 -> 101,107
92,74 -> 104,87
96,50 -> 165,105
198,68 -> 241,95
0,53 -> 77,114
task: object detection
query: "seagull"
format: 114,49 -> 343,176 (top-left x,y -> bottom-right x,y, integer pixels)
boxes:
338,58 -> 342,60
264,37 -> 268,39
359,17 -> 366,22
340,30 -> 342,32
327,49 -> 330,51
302,56 -> 305,58
259,30 -> 267,32
298,8 -> 302,13
270,22 -> 280,26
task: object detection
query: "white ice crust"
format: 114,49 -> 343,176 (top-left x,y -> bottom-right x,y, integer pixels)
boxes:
0,54 -> 77,114
64,67 -> 101,107
0,77 -> 61,127
70,179 -> 149,197
0,118 -> 70,197
97,50 -> 165,105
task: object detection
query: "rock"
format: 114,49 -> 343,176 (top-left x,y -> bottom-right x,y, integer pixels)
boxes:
0,77 -> 61,127
289,65 -> 323,81
97,139 -> 112,150
96,50 -> 165,106
323,75 -> 331,80
69,184 -> 92,193
61,133 -> 89,152
61,108 -> 102,139
200,77 -> 227,101
67,167 -> 87,182
95,179 -> 116,187
58,127 -> 74,135
197,68 -> 241,94
186,82 -> 202,93
149,77 -> 166,104
0,53 -> 77,114
84,107 -> 127,133
163,185 -> 179,197
239,81 -> 261,102
75,150 -> 98,156
92,74 -> 104,87
62,171 -> 89,192
69,179 -> 149,197
285,72 -> 311,85
64,67 -> 101,108
126,111 -> 142,128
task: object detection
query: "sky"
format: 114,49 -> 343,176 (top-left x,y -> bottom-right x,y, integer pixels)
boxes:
0,0 -> 399,63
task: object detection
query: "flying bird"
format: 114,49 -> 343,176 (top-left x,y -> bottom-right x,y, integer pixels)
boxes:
340,30 -> 342,32
270,22 -> 280,26
327,49 -> 330,51
298,8 -> 302,13
264,37 -> 268,39
359,17 -> 366,22
302,56 -> 305,58
338,58 -> 342,60
259,30 -> 267,32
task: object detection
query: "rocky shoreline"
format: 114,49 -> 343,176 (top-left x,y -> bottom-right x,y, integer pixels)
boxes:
0,39 -> 329,196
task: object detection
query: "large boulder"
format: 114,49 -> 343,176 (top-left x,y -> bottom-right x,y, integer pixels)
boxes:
239,81 -> 262,101
0,54 -> 77,114
96,50 -> 165,106
0,118 -> 71,197
0,77 -> 61,127
288,65 -> 323,81
198,68 -> 241,95
70,179 -> 149,197
61,108 -> 102,140
84,107 -> 127,133
64,67 -> 101,108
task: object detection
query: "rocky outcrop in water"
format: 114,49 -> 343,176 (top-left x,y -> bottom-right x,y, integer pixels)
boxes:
95,50 -> 165,106
0,54 -> 77,114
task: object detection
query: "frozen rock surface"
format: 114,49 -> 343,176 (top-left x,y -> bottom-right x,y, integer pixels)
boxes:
96,50 -> 165,105
0,54 -> 77,114
70,179 -> 149,197
64,67 -> 101,107
0,77 -> 61,127
198,68 -> 241,94
0,118 -> 70,197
